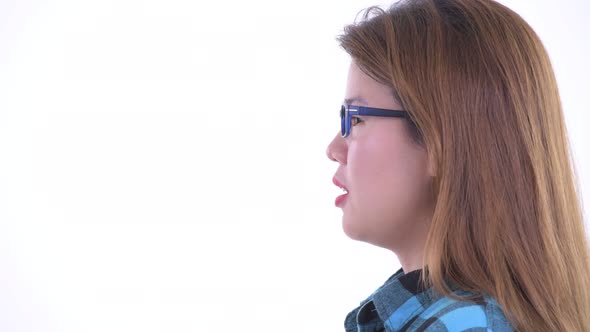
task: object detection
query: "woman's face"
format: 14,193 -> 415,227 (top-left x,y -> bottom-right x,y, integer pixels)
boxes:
326,61 -> 435,251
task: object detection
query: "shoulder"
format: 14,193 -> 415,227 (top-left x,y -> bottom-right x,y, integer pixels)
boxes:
404,291 -> 514,332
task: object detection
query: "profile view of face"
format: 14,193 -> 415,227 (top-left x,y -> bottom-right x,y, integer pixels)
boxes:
326,62 -> 435,251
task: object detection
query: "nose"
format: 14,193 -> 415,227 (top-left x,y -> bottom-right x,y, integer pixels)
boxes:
326,132 -> 347,164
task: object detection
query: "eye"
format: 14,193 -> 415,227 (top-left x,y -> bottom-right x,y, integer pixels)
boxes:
351,116 -> 363,126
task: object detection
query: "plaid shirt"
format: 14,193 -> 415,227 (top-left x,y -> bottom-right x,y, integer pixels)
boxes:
345,268 -> 515,332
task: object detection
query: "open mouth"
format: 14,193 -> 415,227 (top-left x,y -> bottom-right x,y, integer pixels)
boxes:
333,176 -> 349,207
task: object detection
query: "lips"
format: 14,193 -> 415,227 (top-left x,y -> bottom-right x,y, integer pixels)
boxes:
333,176 -> 349,207
332,177 -> 348,193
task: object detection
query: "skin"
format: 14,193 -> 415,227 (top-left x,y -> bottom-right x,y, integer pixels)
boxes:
326,61 -> 436,273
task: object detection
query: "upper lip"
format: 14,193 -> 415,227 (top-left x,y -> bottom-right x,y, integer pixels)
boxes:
333,176 -> 348,192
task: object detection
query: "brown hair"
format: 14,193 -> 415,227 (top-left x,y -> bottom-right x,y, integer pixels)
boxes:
338,0 -> 590,331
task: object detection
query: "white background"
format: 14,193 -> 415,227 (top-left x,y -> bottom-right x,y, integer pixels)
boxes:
0,0 -> 588,331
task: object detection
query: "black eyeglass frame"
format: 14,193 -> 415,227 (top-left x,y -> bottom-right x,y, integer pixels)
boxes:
340,104 -> 406,137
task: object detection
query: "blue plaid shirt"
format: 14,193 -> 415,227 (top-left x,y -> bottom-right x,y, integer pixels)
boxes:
345,268 -> 515,331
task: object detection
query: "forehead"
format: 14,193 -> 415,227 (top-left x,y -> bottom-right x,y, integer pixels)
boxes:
345,62 -> 399,109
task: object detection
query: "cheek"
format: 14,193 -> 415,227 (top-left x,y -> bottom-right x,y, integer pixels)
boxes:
347,136 -> 431,221
348,137 -> 404,194
350,150 -> 387,191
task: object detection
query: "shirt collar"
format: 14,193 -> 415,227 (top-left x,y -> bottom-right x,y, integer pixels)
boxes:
345,268 -> 432,332
346,267 -> 482,332
372,268 -> 432,324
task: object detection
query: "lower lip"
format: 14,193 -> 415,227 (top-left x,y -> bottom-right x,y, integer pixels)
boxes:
335,193 -> 348,207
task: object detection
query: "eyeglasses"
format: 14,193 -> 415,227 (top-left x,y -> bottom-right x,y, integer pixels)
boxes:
340,104 -> 406,137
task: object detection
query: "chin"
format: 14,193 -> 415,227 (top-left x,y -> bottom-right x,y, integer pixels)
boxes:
341,215 -> 399,250
341,215 -> 368,242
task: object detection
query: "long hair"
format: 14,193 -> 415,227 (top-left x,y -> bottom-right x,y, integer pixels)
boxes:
338,0 -> 590,331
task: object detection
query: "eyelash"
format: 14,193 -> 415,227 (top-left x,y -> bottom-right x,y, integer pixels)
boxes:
351,116 -> 363,126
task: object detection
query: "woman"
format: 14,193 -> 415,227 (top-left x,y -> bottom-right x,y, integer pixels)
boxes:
326,0 -> 590,331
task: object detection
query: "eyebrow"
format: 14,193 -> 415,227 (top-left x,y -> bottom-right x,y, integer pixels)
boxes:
344,96 -> 369,106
